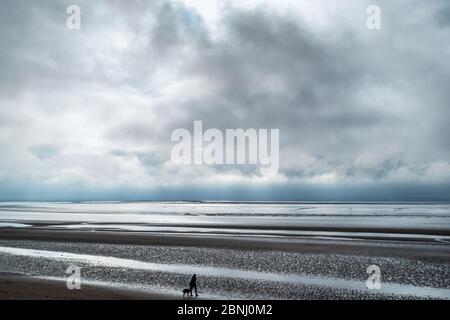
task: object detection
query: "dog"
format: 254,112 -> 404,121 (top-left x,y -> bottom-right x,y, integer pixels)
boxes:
182,288 -> 191,298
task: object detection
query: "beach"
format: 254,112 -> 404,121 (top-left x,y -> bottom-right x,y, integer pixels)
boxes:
0,272 -> 179,300
0,202 -> 449,300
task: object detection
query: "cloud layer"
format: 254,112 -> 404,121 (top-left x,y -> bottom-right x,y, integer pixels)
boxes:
0,0 -> 449,200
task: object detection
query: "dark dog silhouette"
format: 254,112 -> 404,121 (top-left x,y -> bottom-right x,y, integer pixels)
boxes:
183,288 -> 191,298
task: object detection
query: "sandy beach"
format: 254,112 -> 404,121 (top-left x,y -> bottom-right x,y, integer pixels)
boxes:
0,202 -> 449,300
0,228 -> 449,300
0,272 -> 179,300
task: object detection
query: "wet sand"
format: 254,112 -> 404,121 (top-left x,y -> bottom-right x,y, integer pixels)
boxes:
0,273 -> 178,300
0,227 -> 449,300
1,227 -> 449,262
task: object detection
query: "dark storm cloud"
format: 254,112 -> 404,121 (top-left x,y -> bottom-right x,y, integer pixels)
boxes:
436,1 -> 450,27
151,2 -> 450,173
151,2 -> 209,54
182,9 -> 387,148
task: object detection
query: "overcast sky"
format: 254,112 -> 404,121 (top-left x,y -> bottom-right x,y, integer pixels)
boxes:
0,0 -> 449,201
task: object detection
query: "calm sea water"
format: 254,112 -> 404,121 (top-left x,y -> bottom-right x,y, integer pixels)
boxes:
0,202 -> 450,241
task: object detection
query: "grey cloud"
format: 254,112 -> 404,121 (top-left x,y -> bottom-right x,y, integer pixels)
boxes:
167,9 -> 404,156
0,0 -> 449,200
436,1 -> 450,27
151,2 -> 208,54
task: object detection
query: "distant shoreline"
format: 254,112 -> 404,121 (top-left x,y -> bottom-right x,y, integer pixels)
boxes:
2,200 -> 450,204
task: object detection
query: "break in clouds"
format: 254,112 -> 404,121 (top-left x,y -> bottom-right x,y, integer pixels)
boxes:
0,0 -> 449,200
